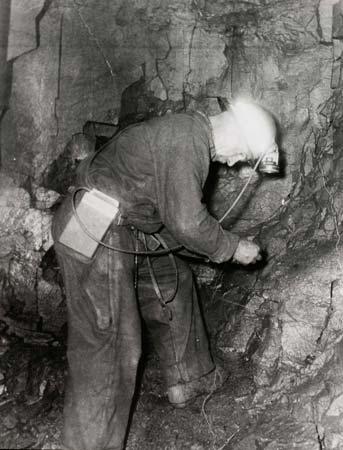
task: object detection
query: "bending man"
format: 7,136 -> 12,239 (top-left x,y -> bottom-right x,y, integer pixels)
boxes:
52,99 -> 279,450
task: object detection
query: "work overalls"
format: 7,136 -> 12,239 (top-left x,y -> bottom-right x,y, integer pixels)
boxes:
52,193 -> 214,450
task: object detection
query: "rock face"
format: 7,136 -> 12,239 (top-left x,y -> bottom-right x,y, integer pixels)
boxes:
0,173 -> 61,332
1,1 -> 343,440
251,242 -> 343,449
251,243 -> 343,390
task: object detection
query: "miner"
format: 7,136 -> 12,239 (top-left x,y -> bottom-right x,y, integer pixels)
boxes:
52,99 -> 279,450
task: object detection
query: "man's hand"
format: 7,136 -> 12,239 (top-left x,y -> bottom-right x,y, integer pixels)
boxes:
232,239 -> 262,265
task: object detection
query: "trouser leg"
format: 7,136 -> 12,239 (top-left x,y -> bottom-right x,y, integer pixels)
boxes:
55,226 -> 140,450
137,252 -> 214,388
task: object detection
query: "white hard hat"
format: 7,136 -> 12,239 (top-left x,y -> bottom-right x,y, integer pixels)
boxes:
230,100 -> 277,158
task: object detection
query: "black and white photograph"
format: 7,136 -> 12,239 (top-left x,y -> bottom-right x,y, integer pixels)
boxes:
0,1 -> 341,449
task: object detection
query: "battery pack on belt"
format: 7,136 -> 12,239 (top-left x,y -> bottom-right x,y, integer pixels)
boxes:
58,188 -> 120,258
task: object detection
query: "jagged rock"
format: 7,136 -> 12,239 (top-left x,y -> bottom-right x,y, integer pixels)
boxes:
255,339 -> 343,448
217,294 -> 266,354
0,173 -> 30,208
185,27 -> 228,98
0,175 -> 55,319
0,0 -> 339,334
265,236 -> 287,260
333,0 -> 343,39
3,413 -> 18,430
331,39 -> 343,88
34,187 -> 60,210
0,1 -> 11,114
0,207 -> 51,251
251,242 -> 343,397
37,279 -> 66,334
7,0 -> 46,60
318,0 -> 337,43
233,435 -> 257,450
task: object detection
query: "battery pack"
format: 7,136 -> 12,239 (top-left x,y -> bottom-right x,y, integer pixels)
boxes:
58,188 -> 120,258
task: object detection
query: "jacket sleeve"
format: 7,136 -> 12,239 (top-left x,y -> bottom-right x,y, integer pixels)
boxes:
152,120 -> 240,264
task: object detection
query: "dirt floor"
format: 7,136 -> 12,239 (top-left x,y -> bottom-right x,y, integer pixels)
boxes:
0,337 -> 65,449
0,258 -> 323,450
0,326 -> 316,450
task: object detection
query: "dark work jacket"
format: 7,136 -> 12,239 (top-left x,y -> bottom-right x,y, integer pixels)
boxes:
76,111 -> 240,264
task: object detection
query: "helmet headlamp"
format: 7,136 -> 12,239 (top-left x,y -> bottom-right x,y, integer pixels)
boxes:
258,143 -> 280,174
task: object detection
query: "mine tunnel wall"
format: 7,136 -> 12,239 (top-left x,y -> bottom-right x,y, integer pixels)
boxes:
0,0 -> 342,343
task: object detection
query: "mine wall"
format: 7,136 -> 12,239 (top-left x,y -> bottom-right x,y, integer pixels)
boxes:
1,0 -> 343,448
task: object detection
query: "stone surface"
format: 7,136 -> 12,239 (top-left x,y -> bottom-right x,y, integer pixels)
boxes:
251,242 -> 343,395
217,294 -> 266,354
37,279 -> 66,334
0,173 -> 30,208
34,186 -> 60,210
0,0 -> 11,113
333,0 -> 343,38
3,414 -> 18,430
7,0 -> 46,60
0,171 -> 54,319
0,0 -> 334,228
318,0 -> 338,43
2,9 -> 343,447
1,4 -> 60,180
